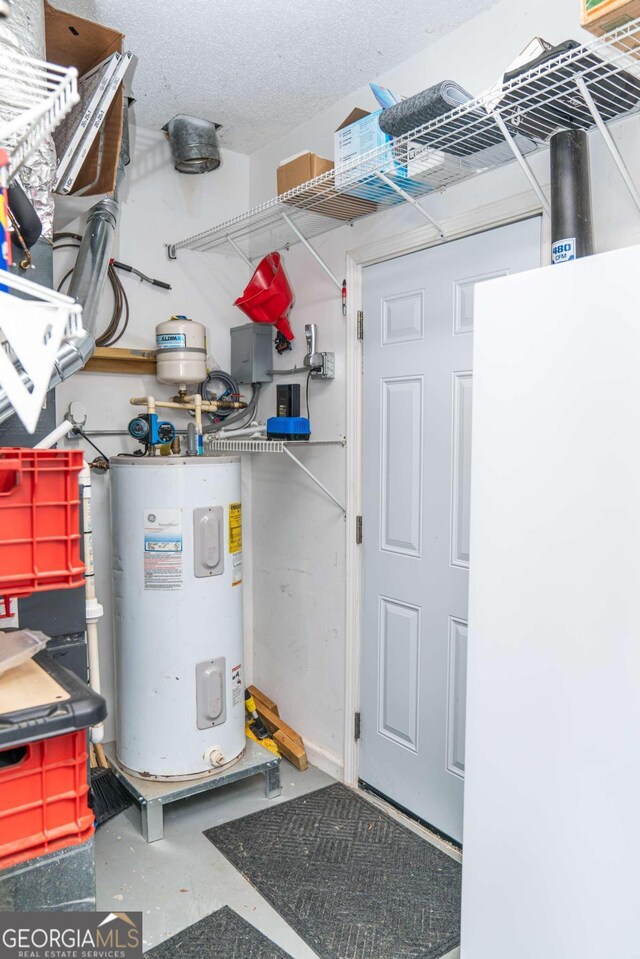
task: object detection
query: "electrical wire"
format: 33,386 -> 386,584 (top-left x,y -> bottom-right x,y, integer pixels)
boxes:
53,234 -> 169,348
56,259 -> 131,347
200,369 -> 241,423
72,427 -> 110,465
6,206 -> 31,270
111,261 -> 171,289
54,233 -> 130,347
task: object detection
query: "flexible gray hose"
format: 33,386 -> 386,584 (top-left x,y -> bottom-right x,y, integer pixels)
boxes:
204,383 -> 262,433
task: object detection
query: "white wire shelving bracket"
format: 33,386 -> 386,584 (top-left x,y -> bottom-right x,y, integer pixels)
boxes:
168,19 -> 640,271
204,437 -> 346,513
574,74 -> 640,212
490,112 -> 551,217
0,49 -> 82,433
0,271 -> 84,433
0,48 -> 79,178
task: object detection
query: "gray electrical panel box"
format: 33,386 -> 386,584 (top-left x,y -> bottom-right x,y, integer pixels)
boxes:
230,323 -> 273,384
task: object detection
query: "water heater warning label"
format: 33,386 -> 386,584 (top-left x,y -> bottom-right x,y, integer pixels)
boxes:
144,508 -> 183,590
229,503 -> 242,553
231,663 -> 243,706
232,552 -> 242,587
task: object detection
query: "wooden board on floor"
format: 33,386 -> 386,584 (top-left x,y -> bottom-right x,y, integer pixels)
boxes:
247,684 -> 280,717
273,730 -> 308,771
253,703 -> 308,771
254,703 -> 302,746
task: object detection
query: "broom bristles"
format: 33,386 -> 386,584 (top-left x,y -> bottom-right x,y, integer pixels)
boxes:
90,767 -> 133,825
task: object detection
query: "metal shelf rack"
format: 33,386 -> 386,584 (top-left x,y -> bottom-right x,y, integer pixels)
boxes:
205,437 -> 346,513
168,19 -> 640,276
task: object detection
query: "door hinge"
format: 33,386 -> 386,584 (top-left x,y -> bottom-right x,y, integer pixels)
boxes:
354,711 -> 361,741
357,310 -> 364,340
355,515 -> 363,544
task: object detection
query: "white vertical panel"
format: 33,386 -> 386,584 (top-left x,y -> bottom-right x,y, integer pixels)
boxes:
378,596 -> 420,751
380,376 -> 423,556
451,372 -> 473,568
382,290 -> 425,344
447,617 -> 468,778
463,245 -> 640,959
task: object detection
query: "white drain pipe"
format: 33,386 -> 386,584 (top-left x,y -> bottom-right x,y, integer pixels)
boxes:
36,422 -> 105,745
80,458 -> 105,745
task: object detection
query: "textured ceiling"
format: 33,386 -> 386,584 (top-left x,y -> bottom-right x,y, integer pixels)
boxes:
53,0 -> 495,152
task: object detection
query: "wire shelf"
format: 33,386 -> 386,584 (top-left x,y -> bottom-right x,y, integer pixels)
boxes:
169,19 -> 640,262
204,437 -> 345,453
0,48 -> 79,178
204,436 -> 346,511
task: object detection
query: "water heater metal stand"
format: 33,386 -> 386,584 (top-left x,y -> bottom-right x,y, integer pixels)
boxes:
104,741 -> 281,842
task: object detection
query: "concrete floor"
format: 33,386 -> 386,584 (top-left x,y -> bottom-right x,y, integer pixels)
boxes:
95,760 -> 461,959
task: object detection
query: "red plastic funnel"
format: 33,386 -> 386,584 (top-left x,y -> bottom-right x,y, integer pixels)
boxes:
234,252 -> 294,343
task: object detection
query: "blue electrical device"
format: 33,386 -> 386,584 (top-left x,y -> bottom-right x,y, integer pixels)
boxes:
128,413 -> 176,447
266,416 -> 311,441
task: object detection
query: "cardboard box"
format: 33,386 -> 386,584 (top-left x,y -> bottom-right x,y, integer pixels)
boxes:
45,1 -> 125,195
581,0 -> 640,54
335,109 -> 390,172
277,151 -> 375,220
334,108 -> 423,203
277,152 -> 334,194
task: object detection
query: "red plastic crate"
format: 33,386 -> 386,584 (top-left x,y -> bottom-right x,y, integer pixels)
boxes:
0,447 -> 85,599
0,729 -> 94,869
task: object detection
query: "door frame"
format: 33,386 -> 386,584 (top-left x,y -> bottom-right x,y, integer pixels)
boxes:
342,187 -> 551,787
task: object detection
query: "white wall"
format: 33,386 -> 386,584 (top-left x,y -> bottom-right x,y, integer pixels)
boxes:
55,124 -> 251,740
247,0 -> 640,779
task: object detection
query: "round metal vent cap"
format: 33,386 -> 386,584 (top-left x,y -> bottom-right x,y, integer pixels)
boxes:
162,114 -> 222,174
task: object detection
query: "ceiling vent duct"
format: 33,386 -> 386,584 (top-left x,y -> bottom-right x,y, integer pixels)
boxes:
162,114 -> 221,173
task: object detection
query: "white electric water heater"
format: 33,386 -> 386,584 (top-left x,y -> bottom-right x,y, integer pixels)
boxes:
110,455 -> 245,780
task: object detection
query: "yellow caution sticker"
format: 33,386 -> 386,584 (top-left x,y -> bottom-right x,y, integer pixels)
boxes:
229,502 -> 242,554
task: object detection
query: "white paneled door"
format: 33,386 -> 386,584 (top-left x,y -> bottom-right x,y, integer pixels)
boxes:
360,218 -> 541,842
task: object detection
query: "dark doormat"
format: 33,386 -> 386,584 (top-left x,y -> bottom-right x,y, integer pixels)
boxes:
145,906 -> 294,958
204,783 -> 461,959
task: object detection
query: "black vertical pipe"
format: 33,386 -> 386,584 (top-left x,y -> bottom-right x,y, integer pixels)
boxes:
550,129 -> 594,263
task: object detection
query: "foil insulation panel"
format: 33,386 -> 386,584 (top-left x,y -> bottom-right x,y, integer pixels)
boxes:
0,0 -> 56,238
